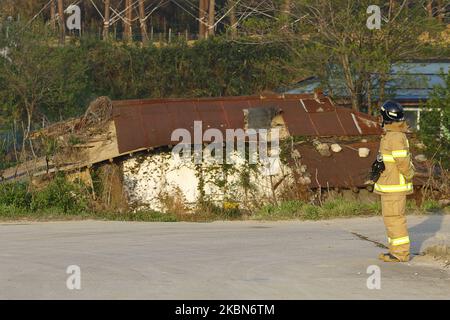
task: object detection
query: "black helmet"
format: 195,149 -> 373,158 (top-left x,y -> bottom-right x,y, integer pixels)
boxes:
380,100 -> 405,124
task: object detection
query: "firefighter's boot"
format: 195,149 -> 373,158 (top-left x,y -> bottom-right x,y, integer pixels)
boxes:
378,252 -> 409,263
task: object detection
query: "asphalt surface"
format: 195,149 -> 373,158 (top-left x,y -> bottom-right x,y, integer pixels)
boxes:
1,215 -> 449,299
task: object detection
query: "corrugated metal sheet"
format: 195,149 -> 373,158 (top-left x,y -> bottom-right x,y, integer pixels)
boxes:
113,94 -> 382,154
296,142 -> 379,188
297,141 -> 427,188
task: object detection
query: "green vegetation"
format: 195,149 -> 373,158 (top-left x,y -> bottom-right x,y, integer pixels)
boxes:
0,205 -> 179,222
0,176 -> 88,215
0,177 -> 178,222
0,178 -> 445,222
0,2 -> 448,220
418,71 -> 450,169
252,198 -> 446,221
253,198 -> 382,221
421,200 -> 442,212
0,24 -> 294,163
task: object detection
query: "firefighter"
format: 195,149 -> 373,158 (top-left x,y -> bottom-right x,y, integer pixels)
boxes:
374,100 -> 415,262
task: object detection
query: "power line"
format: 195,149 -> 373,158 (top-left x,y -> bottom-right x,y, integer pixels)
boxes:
90,0 -> 105,20
22,0 -> 53,29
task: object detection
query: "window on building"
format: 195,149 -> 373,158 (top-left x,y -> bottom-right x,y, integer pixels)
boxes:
404,108 -> 419,131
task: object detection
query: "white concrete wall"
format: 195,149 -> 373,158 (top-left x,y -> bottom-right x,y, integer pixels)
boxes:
122,150 -> 295,212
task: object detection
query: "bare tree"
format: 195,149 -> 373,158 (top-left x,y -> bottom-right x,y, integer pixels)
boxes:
275,0 -> 438,111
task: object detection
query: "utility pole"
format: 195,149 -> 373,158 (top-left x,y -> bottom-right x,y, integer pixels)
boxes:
57,0 -> 65,44
103,0 -> 111,39
124,0 -> 133,41
138,0 -> 149,43
207,0 -> 215,37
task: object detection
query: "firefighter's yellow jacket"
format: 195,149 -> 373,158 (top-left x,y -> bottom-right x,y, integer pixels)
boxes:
374,122 -> 415,196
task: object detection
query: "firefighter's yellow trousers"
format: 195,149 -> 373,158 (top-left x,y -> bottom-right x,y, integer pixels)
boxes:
381,194 -> 410,260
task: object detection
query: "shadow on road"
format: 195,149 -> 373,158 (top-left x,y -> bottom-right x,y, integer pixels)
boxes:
409,213 -> 444,253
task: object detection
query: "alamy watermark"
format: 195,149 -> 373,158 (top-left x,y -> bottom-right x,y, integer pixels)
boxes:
366,265 -> 381,290
64,5 -> 81,31
366,5 -> 382,30
66,265 -> 81,290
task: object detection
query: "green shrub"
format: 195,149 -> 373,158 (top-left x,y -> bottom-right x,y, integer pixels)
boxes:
0,204 -> 27,218
258,200 -> 304,219
30,176 -> 88,214
418,71 -> 450,168
0,182 -> 32,208
421,200 -> 441,212
319,198 -> 371,218
303,205 -> 320,220
253,197 -> 382,221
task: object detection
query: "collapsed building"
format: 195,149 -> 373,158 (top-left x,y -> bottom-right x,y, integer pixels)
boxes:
0,93 -> 430,212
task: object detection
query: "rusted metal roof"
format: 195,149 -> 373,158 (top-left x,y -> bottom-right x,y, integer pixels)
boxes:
112,94 -> 382,154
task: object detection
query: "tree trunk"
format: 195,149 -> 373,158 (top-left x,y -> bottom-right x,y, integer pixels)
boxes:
207,0 -> 215,37
50,0 -> 56,30
282,0 -> 291,17
437,0 -> 443,22
198,0 -> 208,39
57,0 -> 65,44
139,0 -> 149,43
367,75 -> 373,115
378,74 -> 387,107
124,0 -> 133,41
426,0 -> 433,17
228,0 -> 237,38
103,0 -> 111,40
340,54 -> 359,111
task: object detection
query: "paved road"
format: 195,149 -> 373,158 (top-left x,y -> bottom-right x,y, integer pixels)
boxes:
1,215 -> 449,299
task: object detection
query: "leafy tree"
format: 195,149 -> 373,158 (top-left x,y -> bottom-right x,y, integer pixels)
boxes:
0,22 -> 89,160
418,71 -> 450,168
240,0 -> 445,112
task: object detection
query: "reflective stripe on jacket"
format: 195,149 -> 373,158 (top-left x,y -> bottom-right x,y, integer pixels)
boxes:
374,122 -> 415,196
